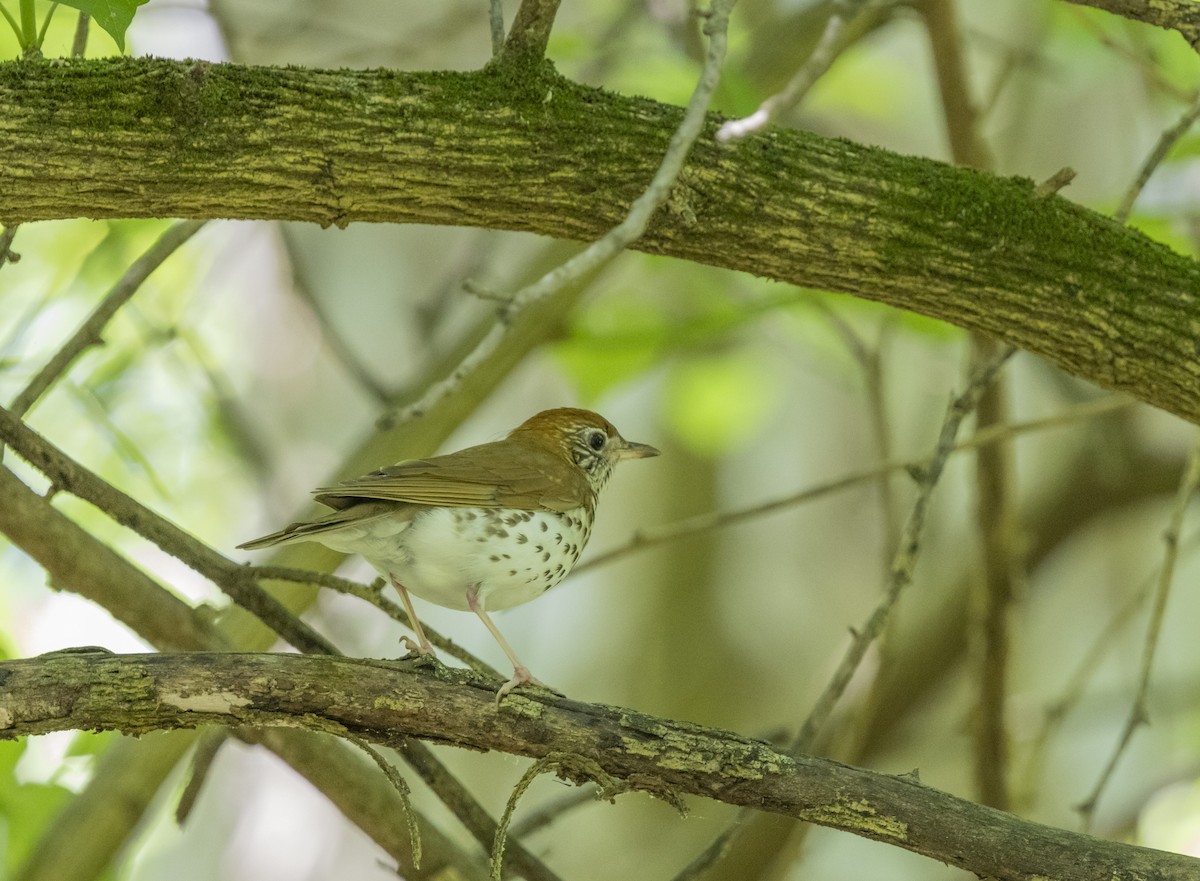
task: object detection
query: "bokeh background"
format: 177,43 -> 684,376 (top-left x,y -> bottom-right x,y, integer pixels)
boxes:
2,1 -> 1199,879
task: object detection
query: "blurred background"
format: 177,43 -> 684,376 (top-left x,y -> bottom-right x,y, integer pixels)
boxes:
1,0 -> 1199,879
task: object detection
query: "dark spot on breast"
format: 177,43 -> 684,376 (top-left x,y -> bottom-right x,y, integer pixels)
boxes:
553,533 -> 562,544
539,520 -> 548,532
489,554 -> 500,562
502,553 -> 511,560
516,534 -> 528,544
509,569 -> 517,577
541,551 -> 551,562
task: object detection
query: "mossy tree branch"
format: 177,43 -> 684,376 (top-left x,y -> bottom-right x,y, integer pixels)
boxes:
0,651 -> 1194,881
1,58 -> 1198,424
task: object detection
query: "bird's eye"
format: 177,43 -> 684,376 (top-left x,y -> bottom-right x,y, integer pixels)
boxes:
587,430 -> 606,451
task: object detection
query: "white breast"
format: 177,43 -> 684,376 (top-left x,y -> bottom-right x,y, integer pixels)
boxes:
318,506 -> 592,612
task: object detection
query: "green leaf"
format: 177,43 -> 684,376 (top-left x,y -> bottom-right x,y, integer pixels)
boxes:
54,0 -> 149,51
0,740 -> 74,873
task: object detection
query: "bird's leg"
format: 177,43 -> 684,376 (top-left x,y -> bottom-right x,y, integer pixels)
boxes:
466,587 -> 557,701
390,576 -> 435,656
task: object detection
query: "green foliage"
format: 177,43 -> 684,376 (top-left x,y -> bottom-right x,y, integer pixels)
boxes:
54,0 -> 147,51
0,740 -> 73,872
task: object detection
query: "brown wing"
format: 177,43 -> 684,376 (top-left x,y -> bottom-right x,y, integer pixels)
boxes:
312,438 -> 591,513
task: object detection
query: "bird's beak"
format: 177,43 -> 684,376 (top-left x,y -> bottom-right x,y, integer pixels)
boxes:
618,440 -> 661,460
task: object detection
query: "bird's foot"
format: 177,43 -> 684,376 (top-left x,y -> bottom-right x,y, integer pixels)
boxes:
495,666 -> 562,706
400,634 -> 436,657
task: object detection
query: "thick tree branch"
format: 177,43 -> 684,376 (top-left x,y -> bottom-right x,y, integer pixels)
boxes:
0,651 -> 1194,881
1061,0 -> 1200,48
1,58 -> 1199,424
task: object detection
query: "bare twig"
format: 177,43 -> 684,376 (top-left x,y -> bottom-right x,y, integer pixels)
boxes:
507,784 -> 600,838
1034,167 -> 1076,197
488,0 -> 505,57
1115,89 -> 1200,224
1018,549 -> 1172,809
501,0 -> 562,60
0,403 -> 337,656
380,0 -> 736,430
815,303 -> 898,568
395,738 -> 567,881
250,565 -> 502,678
1059,0 -> 1200,49
71,10 -> 88,56
0,224 -> 18,268
8,219 -> 206,419
1076,432 -> 1200,828
670,820 -> 741,881
716,0 -> 878,142
342,734 -> 422,869
919,0 -> 1018,810
291,283 -> 392,404
575,395 -> 1132,576
792,347 -> 1015,754
1,403 -> 562,879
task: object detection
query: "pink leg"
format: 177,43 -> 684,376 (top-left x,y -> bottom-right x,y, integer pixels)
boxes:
390,577 -> 434,656
466,587 -> 553,701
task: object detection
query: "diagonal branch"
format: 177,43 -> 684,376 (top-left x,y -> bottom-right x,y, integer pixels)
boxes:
1060,0 -> 1200,49
1,650 -> 1196,881
7,220 -> 206,418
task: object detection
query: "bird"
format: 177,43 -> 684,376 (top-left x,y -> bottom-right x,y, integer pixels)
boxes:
238,408 -> 660,699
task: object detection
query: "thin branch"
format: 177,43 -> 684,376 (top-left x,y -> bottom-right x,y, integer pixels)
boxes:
379,0 -> 736,430
670,821 -> 741,881
501,0 -> 561,61
488,0 -> 505,56
0,223 -> 18,269
1059,0 -> 1200,49
716,0 -> 878,142
0,404 -> 338,656
919,0 -> 1017,810
1076,432 -> 1200,828
1115,88 -> 1200,224
70,10 -> 87,56
0,465 -> 228,652
575,395 -> 1132,576
0,405 -> 565,880
393,738 -> 566,881
251,565 -> 503,678
792,346 -> 1015,754
280,226 -> 393,406
5,650 -> 1198,881
507,784 -> 600,838
1018,548 -> 1171,808
7,219 -> 206,419
814,302 -> 898,569
342,734 -> 422,870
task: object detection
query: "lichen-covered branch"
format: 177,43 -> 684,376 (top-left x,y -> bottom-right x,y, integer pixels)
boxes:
1,58 -> 1199,424
1060,0 -> 1200,48
0,651 -> 1194,881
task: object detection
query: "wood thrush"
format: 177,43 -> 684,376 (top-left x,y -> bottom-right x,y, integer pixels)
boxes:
238,408 -> 659,698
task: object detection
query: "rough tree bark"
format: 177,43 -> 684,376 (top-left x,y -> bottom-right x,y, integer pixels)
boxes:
1,57 -> 1198,424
